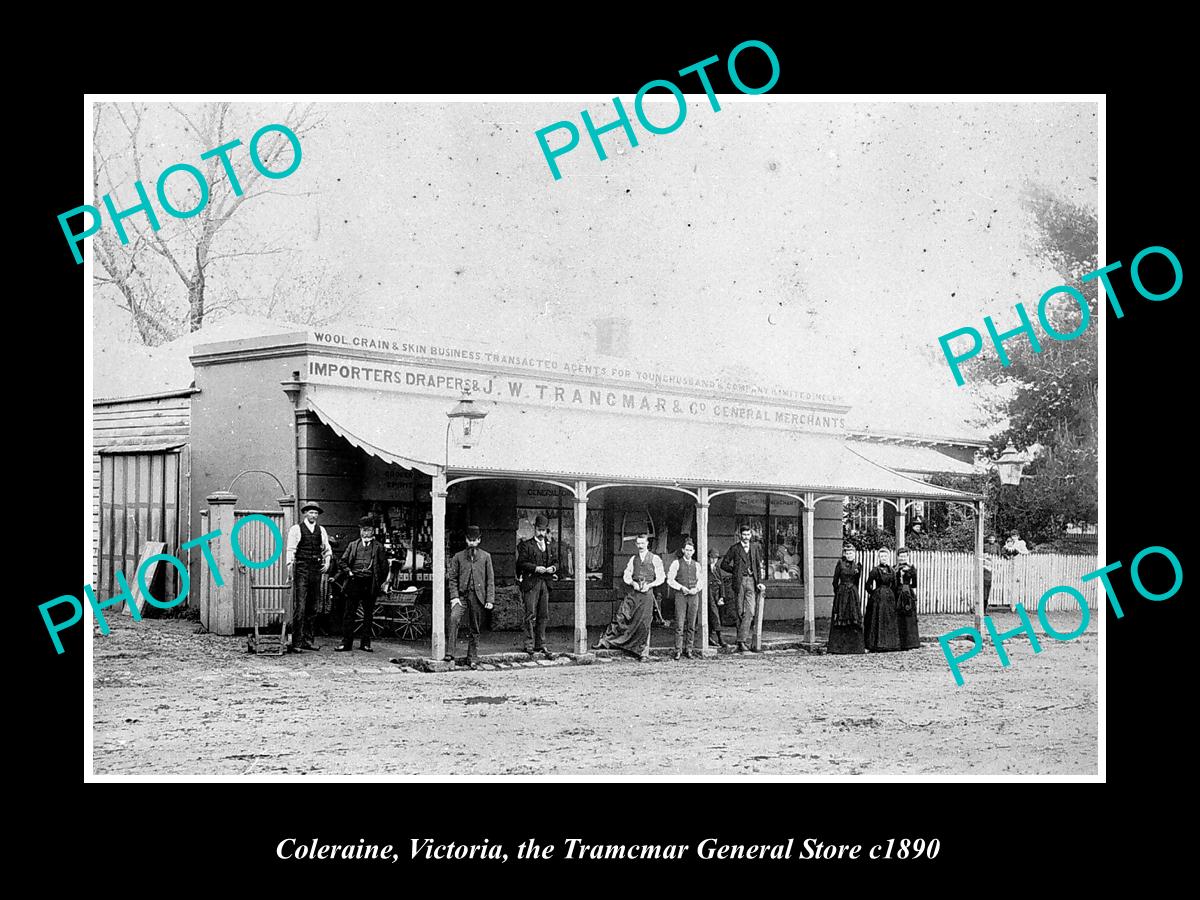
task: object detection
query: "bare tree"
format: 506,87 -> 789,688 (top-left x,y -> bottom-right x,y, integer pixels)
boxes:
229,261 -> 364,328
92,102 -> 333,345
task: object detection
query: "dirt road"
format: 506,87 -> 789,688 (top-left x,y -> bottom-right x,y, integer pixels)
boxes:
92,613 -> 1097,776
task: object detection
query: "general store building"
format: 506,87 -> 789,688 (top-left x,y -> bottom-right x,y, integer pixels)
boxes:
174,322 -> 982,658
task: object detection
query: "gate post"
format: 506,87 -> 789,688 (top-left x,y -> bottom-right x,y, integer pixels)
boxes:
277,495 -> 296,535
204,491 -> 238,635
197,508 -> 210,615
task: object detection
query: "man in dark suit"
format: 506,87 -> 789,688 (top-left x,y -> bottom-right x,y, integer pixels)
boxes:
720,524 -> 767,653
446,525 -> 495,669
516,513 -> 557,657
335,516 -> 390,652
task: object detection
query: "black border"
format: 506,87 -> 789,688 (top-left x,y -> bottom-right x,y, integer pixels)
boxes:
24,23 -> 1188,882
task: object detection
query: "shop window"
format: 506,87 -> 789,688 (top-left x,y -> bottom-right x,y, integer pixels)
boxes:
735,493 -> 804,582
515,484 -> 608,584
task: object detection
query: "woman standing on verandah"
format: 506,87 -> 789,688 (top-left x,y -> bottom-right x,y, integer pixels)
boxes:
864,547 -> 901,652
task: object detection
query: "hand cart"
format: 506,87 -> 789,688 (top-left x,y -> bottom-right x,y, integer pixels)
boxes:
361,586 -> 430,641
244,567 -> 290,655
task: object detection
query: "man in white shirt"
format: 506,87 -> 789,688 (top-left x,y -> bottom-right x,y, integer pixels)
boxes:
285,503 -> 332,652
592,530 -> 665,661
666,537 -> 706,660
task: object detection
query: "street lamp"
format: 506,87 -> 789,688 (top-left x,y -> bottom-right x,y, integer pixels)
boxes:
444,389 -> 489,469
995,441 -> 1029,486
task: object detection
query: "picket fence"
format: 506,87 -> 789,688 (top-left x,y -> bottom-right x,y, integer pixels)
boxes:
849,549 -> 1100,615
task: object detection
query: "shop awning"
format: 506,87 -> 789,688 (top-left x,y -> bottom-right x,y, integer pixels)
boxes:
847,441 -> 979,476
306,385 -> 977,502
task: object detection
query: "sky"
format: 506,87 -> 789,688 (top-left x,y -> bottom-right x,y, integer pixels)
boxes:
92,99 -> 1097,439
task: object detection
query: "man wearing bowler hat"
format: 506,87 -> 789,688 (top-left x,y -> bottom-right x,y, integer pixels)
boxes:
446,525 -> 495,669
285,502 -> 332,652
336,516 -> 391,652
516,513 -> 557,657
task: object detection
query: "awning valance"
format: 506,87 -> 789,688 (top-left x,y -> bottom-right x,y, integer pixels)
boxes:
306,385 -> 976,502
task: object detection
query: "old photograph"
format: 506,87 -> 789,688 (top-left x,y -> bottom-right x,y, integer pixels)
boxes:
87,97 -> 1099,776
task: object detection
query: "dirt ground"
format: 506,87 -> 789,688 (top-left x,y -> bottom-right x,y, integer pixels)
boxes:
92,611 -> 1098,776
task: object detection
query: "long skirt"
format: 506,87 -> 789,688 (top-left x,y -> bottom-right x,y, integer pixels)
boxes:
864,586 -> 901,652
896,584 -> 920,650
596,589 -> 654,658
827,584 -> 865,655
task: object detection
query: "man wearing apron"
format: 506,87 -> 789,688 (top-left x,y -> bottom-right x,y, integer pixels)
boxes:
285,502 -> 332,652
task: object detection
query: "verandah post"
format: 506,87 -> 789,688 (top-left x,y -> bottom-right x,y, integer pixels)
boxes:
803,492 -> 816,646
696,487 -> 712,656
974,499 -> 985,633
431,473 -> 447,662
574,481 -> 588,655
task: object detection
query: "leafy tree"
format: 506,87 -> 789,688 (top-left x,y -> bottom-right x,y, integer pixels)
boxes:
966,184 -> 1099,543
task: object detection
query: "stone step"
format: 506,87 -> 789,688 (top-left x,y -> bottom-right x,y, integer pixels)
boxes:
387,638 -> 832,672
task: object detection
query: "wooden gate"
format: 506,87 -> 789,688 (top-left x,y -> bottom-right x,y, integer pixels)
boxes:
232,510 -> 289,629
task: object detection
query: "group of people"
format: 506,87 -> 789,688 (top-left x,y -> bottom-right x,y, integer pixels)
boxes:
284,505 -> 498,661
284,505 -> 927,664
592,522 -> 768,661
828,544 -> 920,654
981,531 -> 1027,615
284,505 -> 392,654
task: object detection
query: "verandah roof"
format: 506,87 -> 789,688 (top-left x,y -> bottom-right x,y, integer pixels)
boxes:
846,440 -> 979,477
306,385 -> 977,502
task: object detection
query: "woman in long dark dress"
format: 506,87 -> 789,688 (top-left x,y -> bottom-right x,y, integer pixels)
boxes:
590,531 -> 664,661
863,548 -> 901,652
827,544 -> 865,654
895,547 -> 920,650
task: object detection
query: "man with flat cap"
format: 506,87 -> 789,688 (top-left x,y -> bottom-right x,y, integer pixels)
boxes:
446,525 -> 495,669
336,515 -> 390,652
285,502 -> 332,652
516,513 -> 557,657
